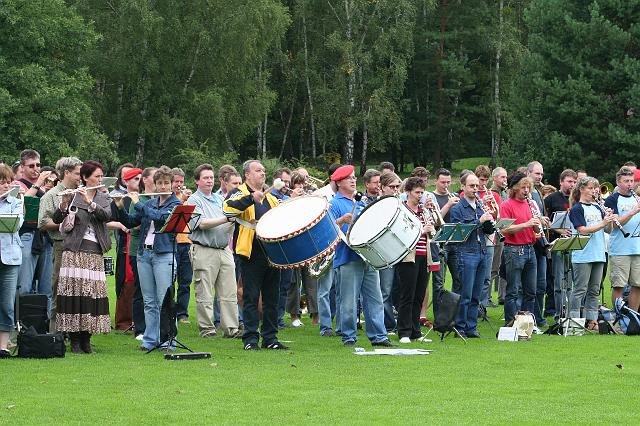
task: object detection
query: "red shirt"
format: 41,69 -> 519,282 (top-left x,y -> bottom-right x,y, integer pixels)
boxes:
500,198 -> 536,245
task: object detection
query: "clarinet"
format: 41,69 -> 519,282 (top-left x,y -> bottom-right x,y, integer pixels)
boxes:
474,194 -> 505,242
526,195 -> 551,246
595,195 -> 629,238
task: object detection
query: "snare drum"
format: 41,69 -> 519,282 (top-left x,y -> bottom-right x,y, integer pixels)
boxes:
256,195 -> 339,269
347,196 -> 422,269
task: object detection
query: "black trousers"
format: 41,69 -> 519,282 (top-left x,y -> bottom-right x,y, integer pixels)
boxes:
240,249 -> 281,345
396,256 -> 428,339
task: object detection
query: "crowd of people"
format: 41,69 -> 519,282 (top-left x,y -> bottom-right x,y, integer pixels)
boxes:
0,149 -> 639,356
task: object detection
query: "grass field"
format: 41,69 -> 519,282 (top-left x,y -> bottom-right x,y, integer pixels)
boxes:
4,259 -> 639,425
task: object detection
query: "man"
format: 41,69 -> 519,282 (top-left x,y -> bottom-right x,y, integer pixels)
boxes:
544,169 -> 577,321
605,167 -> 640,311
223,160 -> 287,350
501,173 -> 540,324
526,161 -> 550,327
378,161 -> 395,175
16,149 -> 52,294
475,165 -> 501,309
362,169 -> 381,204
187,164 -> 241,338
38,156 -> 82,331
215,164 -> 239,199
172,168 -> 193,324
490,167 -> 508,304
329,165 -> 392,347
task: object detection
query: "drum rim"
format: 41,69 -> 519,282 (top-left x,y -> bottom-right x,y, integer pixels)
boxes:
266,237 -> 339,269
256,195 -> 329,242
347,195 -> 400,246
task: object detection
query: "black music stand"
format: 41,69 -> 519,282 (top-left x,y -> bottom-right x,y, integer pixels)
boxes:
546,235 -> 591,336
146,204 -> 208,359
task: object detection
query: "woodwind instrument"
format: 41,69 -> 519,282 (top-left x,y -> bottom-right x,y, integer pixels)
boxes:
0,185 -> 21,199
475,193 -> 504,242
526,194 -> 551,246
595,194 -> 629,238
108,191 -> 173,199
57,184 -> 105,196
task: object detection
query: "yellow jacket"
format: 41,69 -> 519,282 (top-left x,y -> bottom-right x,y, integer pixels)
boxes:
223,183 -> 279,258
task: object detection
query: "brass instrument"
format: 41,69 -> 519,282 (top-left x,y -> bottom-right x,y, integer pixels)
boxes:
595,194 -> 629,238
475,193 -> 505,242
419,202 -> 437,239
446,190 -> 459,199
424,194 -> 444,230
526,194 -> 551,246
599,182 -> 614,199
304,175 -> 325,192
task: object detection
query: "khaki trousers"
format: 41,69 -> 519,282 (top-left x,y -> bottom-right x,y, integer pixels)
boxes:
190,244 -> 239,336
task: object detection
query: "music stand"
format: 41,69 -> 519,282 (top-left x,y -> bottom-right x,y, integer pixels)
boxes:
146,204 -> 208,359
547,235 -> 591,336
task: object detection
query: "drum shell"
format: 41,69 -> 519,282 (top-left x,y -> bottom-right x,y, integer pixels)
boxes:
258,211 -> 339,269
348,196 -> 422,269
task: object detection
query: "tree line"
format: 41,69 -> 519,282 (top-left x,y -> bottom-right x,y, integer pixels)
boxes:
1,0 -> 638,182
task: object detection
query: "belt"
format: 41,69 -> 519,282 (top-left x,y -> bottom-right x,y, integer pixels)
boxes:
505,243 -> 533,247
144,244 -> 154,250
192,241 -> 225,250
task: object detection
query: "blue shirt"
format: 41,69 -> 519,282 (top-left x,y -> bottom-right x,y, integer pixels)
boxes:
449,197 -> 488,255
569,202 -> 606,263
329,192 -> 361,268
0,195 -> 23,265
605,192 -> 640,256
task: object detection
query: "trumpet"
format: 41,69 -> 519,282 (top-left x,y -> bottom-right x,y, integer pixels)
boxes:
600,182 -> 614,199
57,185 -> 105,196
595,194 -> 629,238
475,193 -> 505,242
446,190 -> 459,199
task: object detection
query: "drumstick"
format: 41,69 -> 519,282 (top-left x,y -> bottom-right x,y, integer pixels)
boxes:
349,192 -> 363,216
263,178 -> 286,196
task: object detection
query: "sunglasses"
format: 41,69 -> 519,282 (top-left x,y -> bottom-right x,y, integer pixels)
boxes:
388,184 -> 401,189
25,163 -> 41,169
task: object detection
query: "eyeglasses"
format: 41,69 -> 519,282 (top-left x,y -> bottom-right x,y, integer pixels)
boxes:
388,184 -> 401,189
25,163 -> 41,169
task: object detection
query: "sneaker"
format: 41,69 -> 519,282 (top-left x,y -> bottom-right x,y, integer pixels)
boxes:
399,337 -> 411,344
244,342 -> 259,351
0,349 -> 11,358
387,331 -> 397,336
532,327 -> 544,335
371,339 -> 397,347
343,340 -> 356,347
200,329 -> 217,338
225,329 -> 243,339
178,316 -> 190,324
135,334 -> 144,341
262,341 -> 289,350
291,318 -> 304,328
320,329 -> 336,337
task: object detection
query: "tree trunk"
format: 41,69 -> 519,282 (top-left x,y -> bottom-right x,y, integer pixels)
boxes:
301,11 -> 317,159
360,102 -> 372,175
434,0 -> 450,167
262,111 -> 268,159
343,0 -> 355,164
491,0 -> 504,167
279,95 -> 295,160
135,100 -> 147,166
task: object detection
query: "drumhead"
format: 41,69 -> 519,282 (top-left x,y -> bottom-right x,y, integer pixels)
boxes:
256,195 -> 328,240
348,196 -> 401,246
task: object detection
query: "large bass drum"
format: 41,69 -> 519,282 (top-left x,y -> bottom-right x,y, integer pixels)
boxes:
347,195 -> 422,269
256,195 -> 339,269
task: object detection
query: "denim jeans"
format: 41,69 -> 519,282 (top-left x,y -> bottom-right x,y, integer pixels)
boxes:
378,266 -> 397,332
503,245 -> 537,323
481,245 -> 495,306
18,232 -> 39,295
455,252 -> 486,334
175,243 -> 193,319
0,263 -> 19,332
533,250 -> 548,324
34,238 -> 53,313
570,262 -> 604,321
137,250 -> 175,350
336,259 -> 387,343
317,267 -> 337,334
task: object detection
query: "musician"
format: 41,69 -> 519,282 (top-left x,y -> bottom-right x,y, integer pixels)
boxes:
605,167 -> 640,311
168,168 -> 194,325
0,164 -> 23,358
568,177 -> 614,331
500,173 -> 539,324
114,166 -> 182,351
15,149 -> 52,296
215,164 -> 239,199
113,167 -> 142,331
378,161 -> 395,174
37,157 -> 82,331
223,160 -> 288,350
270,168 -> 292,202
397,177 -> 436,342
448,173 -> 495,338
378,172 -> 402,333
475,165 -> 501,309
362,169 -> 381,204
329,165 -> 391,347
186,164 -> 241,338
526,161 -> 550,327
490,167 -> 508,305
543,169 -> 577,320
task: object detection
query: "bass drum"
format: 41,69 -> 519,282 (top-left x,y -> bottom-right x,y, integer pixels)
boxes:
347,195 -> 422,269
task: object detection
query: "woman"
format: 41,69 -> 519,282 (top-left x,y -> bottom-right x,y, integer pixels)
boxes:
568,177 -> 614,331
449,173 -> 495,338
115,166 -> 181,351
54,161 -> 112,353
396,177 -> 434,343
0,165 -> 23,358
379,172 -> 401,333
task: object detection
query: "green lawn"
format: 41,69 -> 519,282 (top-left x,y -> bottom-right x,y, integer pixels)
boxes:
4,262 -> 639,424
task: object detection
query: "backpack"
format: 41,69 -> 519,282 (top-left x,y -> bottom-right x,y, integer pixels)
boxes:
614,298 -> 640,335
433,290 -> 460,335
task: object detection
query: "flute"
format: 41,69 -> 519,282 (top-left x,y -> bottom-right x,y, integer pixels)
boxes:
108,191 -> 173,199
57,185 -> 105,196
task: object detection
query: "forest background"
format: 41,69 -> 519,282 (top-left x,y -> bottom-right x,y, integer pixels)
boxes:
2,0 -> 639,183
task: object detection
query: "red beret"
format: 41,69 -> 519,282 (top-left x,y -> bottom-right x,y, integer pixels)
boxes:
634,169 -> 640,182
122,167 -> 143,181
331,165 -> 355,182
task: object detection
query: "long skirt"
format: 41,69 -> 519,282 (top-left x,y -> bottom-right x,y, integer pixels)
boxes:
56,250 -> 111,333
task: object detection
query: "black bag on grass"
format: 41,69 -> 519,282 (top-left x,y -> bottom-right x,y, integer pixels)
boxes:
18,293 -> 49,334
159,284 -> 178,343
17,326 -> 65,358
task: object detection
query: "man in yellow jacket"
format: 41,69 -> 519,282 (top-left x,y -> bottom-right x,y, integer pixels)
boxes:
223,160 -> 288,351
